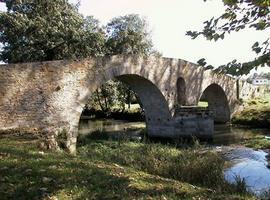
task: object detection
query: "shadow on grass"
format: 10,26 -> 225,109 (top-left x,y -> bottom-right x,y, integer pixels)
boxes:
0,135 -> 254,200
0,140 -> 131,199
0,137 -> 208,200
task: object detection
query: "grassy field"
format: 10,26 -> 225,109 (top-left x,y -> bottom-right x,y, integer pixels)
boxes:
0,133 -> 255,200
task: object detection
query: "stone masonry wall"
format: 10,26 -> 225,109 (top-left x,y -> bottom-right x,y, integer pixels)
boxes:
0,55 -> 258,152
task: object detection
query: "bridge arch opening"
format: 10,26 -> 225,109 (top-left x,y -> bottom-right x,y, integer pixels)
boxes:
115,74 -> 171,123
70,74 -> 171,153
176,77 -> 186,106
199,84 -> 230,124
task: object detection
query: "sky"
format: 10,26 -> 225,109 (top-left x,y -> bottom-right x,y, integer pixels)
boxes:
0,0 -> 269,73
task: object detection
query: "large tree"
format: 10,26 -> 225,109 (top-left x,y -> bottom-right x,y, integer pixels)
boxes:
0,0 -> 105,63
88,14 -> 155,113
105,14 -> 154,56
187,0 -> 270,76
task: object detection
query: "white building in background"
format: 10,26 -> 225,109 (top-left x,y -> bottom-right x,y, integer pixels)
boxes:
252,78 -> 270,85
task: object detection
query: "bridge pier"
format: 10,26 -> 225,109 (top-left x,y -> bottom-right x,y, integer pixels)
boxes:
66,132 -> 77,154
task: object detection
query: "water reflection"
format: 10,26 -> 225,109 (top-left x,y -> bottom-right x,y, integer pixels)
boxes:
79,119 -> 268,146
213,125 -> 269,145
223,147 -> 270,196
78,118 -> 145,135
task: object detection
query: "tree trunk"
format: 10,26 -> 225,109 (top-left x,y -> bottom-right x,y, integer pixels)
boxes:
96,88 -> 106,112
127,88 -> 131,110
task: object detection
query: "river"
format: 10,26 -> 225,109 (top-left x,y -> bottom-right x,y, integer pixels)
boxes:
78,118 -> 270,198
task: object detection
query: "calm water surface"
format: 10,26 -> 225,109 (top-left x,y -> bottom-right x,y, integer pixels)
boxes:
213,125 -> 270,197
78,118 -> 270,197
223,147 -> 270,196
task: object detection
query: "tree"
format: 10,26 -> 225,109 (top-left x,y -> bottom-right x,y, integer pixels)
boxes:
87,14 -> 155,114
0,0 -> 105,63
104,14 -> 154,111
105,14 -> 153,56
187,0 -> 270,76
88,80 -> 116,113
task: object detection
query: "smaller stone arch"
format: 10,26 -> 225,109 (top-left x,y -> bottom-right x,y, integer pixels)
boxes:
176,77 -> 186,106
200,84 -> 230,123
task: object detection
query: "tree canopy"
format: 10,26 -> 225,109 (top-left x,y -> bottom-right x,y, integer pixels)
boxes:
187,0 -> 270,76
0,0 -> 105,63
105,14 -> 153,56
0,1 -> 155,63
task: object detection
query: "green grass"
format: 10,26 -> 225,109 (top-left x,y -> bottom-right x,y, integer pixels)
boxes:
232,97 -> 270,128
242,136 -> 270,149
0,134 -> 255,200
78,136 -> 225,187
198,101 -> 209,108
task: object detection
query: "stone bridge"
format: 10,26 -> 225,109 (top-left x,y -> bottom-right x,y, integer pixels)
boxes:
0,55 -> 262,153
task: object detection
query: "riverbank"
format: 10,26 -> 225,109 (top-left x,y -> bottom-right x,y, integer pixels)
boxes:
230,97 -> 270,150
0,133 -> 255,200
241,135 -> 270,150
82,105 -> 144,122
232,98 -> 270,128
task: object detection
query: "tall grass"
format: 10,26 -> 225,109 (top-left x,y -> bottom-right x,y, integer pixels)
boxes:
0,132 -> 254,199
78,135 -> 249,195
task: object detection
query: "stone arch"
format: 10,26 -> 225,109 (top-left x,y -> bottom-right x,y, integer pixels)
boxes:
116,74 -> 172,123
176,77 -> 186,106
67,73 -> 171,153
199,84 -> 230,123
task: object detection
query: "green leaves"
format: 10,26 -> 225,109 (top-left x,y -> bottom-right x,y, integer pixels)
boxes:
0,0 -> 105,63
187,0 -> 270,76
197,58 -> 207,66
252,42 -> 261,54
105,14 -> 153,56
223,0 -> 238,6
0,2 -> 155,63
